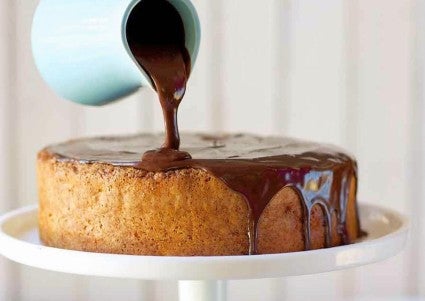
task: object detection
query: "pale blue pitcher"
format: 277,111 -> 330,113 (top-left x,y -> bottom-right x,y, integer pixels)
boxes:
32,0 -> 201,106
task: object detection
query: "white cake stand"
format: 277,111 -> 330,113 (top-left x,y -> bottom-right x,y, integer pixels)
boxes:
0,204 -> 409,301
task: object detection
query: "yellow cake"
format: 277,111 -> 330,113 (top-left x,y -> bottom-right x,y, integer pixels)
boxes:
37,133 -> 361,256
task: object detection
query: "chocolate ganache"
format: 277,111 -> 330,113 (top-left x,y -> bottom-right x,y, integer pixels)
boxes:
46,0 -> 361,254
126,0 -> 191,150
47,134 -> 359,254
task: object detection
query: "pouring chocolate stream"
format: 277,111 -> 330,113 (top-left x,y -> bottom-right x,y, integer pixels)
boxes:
127,0 -> 191,150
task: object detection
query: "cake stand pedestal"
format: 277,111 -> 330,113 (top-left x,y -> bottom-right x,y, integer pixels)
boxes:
0,204 -> 409,301
179,281 -> 226,301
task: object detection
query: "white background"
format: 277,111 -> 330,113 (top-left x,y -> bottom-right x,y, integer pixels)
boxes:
0,0 -> 424,300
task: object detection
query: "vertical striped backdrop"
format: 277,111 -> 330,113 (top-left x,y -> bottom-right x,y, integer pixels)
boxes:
0,0 -> 422,300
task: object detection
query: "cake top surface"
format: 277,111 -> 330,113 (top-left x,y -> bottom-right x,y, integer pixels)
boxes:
45,133 -> 354,169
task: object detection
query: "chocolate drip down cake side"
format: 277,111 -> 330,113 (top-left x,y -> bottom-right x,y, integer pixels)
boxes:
36,0 -> 363,256
38,134 -> 361,256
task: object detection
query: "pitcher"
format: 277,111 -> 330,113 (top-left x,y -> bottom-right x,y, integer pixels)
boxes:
32,0 -> 201,105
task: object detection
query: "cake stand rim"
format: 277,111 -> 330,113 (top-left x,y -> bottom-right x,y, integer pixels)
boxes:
0,203 -> 409,280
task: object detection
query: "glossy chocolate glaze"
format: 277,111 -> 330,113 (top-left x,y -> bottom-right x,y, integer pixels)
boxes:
54,0 -> 361,254
46,133 -> 359,254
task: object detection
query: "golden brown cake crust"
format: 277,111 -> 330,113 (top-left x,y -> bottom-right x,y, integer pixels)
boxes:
38,148 -> 360,256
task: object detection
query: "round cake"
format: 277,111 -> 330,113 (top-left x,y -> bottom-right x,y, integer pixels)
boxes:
37,133 -> 361,256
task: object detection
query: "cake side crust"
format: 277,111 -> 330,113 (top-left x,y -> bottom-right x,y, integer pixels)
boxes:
38,149 -> 360,256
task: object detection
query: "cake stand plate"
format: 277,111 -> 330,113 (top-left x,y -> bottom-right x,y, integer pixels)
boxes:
0,203 -> 409,301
